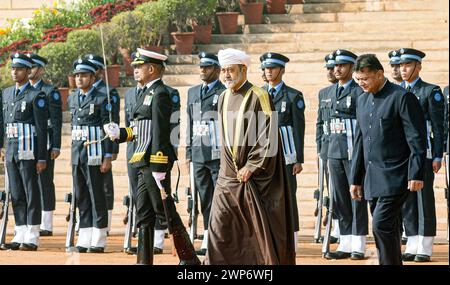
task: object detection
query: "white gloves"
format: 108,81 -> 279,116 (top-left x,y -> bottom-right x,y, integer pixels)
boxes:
152,172 -> 166,189
103,123 -> 120,141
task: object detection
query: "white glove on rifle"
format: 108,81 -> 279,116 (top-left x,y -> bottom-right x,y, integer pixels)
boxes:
152,172 -> 166,190
103,123 -> 120,141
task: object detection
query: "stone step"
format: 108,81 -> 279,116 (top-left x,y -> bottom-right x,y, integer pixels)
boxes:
244,20 -> 449,34
208,31 -> 449,45
265,11 -> 448,24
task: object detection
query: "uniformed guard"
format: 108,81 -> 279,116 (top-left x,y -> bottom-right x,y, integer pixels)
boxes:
67,59 -> 113,253
27,53 -> 62,237
316,53 -> 340,244
85,54 -> 121,234
0,53 -> 48,251
388,50 -> 403,84
325,49 -> 368,260
399,48 -> 445,262
104,48 -> 200,265
186,52 -> 225,256
259,52 -> 305,249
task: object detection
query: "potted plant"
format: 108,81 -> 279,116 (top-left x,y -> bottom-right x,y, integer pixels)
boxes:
287,0 -> 304,4
266,0 -> 286,14
135,1 -> 169,53
161,0 -> 197,55
110,10 -> 143,75
240,0 -> 264,25
38,41 -> 78,110
92,22 -> 121,88
216,0 -> 240,34
192,0 -> 218,44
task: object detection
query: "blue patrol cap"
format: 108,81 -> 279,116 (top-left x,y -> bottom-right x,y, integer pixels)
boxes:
85,54 -> 105,70
260,52 -> 290,68
131,48 -> 167,66
333,49 -> 357,65
199,52 -> 219,67
388,50 -> 401,65
10,53 -> 34,68
73,58 -> 99,74
324,53 -> 336,68
399,48 -> 426,63
27,53 -> 48,67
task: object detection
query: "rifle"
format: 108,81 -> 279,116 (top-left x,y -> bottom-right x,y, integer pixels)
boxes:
321,161 -> 335,257
65,187 -> 76,251
186,162 -> 198,243
0,164 -> 10,246
123,181 -> 135,252
313,157 -> 325,243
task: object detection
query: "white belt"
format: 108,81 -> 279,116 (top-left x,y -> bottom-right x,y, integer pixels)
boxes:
6,123 -> 36,138
323,121 -> 330,136
193,121 -> 211,137
280,125 -> 297,165
330,118 -> 347,134
426,120 -> 432,159
71,128 -> 89,141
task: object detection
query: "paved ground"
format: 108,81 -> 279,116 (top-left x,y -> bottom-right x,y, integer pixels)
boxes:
0,234 -> 447,265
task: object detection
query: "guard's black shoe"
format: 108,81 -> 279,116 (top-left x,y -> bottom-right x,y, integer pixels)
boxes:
0,242 -> 21,250
197,234 -> 204,240
325,251 -> 351,260
87,247 -> 104,253
401,253 -> 416,262
179,257 -> 201,265
67,246 -> 88,253
153,247 -> 163,255
19,243 -> 38,251
125,247 -> 137,255
350,252 -> 365,260
164,233 -> 169,239
401,237 -> 408,245
330,236 -> 339,244
414,254 -> 431,262
39,230 -> 53,237
195,248 -> 207,256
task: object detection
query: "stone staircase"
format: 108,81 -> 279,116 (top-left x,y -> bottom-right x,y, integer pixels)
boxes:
1,0 -> 449,243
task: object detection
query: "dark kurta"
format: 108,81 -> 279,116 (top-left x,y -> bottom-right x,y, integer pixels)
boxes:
205,81 -> 295,265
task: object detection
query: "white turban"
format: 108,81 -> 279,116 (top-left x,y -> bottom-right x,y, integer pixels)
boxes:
218,48 -> 251,67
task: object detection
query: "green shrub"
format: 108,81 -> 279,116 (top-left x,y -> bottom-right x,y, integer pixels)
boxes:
38,41 -> 78,87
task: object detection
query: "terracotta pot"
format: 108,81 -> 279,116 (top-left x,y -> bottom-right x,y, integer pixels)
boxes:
287,0 -> 303,4
170,32 -> 195,55
67,75 -> 76,89
216,12 -> 240,34
266,0 -> 286,14
105,64 -> 121,88
141,45 -> 164,54
192,23 -> 213,44
240,2 -> 264,25
58,87 -> 69,111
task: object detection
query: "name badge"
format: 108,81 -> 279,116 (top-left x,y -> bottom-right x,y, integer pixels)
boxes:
281,101 -> 286,113
144,95 -> 152,106
89,104 -> 95,115
21,101 -> 27,112
213,95 -> 219,105
346,96 -> 351,108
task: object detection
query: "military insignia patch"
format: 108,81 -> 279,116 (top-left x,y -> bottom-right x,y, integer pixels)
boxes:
297,100 -> 304,109
14,53 -> 19,58
53,92 -> 60,101
267,53 -> 272,58
171,95 -> 179,104
112,95 -> 117,103
336,50 -> 341,55
78,58 -> 83,63
37,99 -> 45,108
434,92 -> 442,102
105,103 -> 112,111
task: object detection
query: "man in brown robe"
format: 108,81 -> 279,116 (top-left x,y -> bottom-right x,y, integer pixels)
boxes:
204,48 -> 295,265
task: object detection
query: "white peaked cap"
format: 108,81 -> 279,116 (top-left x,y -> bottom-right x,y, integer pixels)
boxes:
218,48 -> 251,67
136,48 -> 168,61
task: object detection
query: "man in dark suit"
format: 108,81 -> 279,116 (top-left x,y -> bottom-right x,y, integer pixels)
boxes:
0,53 -> 48,251
325,49 -> 368,260
399,48 -> 445,262
104,48 -> 200,265
351,54 -> 426,265
186,52 -> 225,256
27,53 -> 62,237
259,52 -> 305,249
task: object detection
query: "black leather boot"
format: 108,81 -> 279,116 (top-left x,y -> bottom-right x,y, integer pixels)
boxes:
136,225 -> 154,265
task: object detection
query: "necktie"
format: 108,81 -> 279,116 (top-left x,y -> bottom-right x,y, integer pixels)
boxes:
201,85 -> 209,99
406,85 -> 411,92
337,86 -> 344,98
269,88 -> 276,98
15,88 -> 20,97
79,93 -> 86,104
